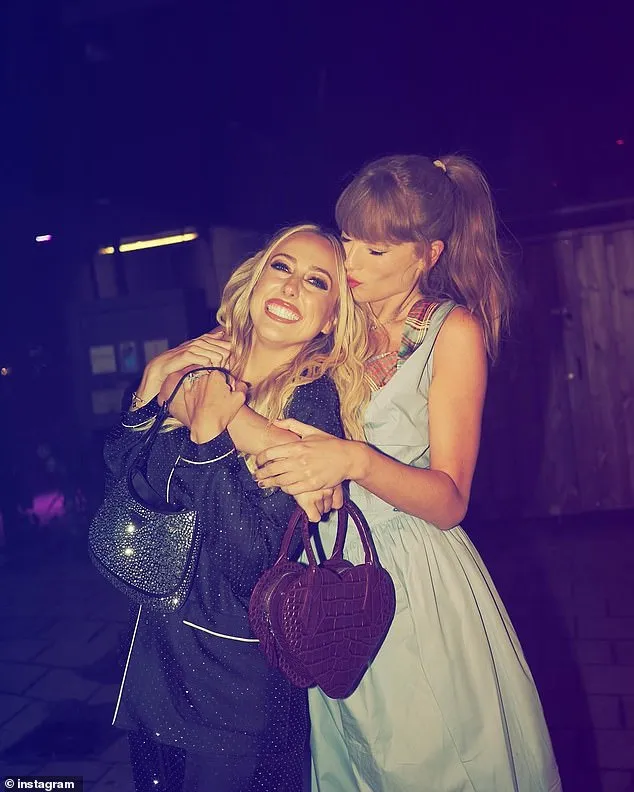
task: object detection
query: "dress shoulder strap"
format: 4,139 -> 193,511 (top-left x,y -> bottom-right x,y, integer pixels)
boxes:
397,300 -> 456,373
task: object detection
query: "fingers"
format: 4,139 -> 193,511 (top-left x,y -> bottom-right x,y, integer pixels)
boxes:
294,492 -> 324,522
332,484 -> 344,510
271,418 -> 319,438
321,488 -> 333,515
255,442 -> 302,468
254,458 -> 299,483
232,379 -> 249,395
304,504 -> 321,522
262,478 -> 315,496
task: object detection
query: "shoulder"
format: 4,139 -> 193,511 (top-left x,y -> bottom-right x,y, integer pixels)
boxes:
286,376 -> 343,437
290,375 -> 340,407
435,305 -> 486,360
432,305 -> 487,384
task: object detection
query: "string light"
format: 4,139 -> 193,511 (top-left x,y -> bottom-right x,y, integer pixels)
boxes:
35,235 -> 52,242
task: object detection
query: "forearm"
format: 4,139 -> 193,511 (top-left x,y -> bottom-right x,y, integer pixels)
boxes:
227,405 -> 298,456
349,443 -> 468,530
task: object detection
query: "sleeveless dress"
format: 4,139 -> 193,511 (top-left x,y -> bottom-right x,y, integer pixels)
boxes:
309,301 -> 562,792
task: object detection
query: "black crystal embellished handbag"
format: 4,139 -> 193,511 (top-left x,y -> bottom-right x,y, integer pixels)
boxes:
89,367 -> 228,612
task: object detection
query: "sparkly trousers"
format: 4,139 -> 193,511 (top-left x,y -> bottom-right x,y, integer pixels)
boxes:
128,729 -> 306,792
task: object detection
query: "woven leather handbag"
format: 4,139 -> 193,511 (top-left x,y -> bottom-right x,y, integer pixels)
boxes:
249,498 -> 396,699
89,366 -> 229,612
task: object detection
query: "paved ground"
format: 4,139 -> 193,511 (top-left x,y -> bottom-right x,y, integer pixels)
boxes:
0,513 -> 633,791
0,530 -> 134,791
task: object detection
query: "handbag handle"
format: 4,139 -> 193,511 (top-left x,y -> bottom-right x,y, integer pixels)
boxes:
275,498 -> 379,568
126,366 -> 231,508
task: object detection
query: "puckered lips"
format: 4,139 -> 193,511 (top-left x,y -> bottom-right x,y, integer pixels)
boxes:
346,277 -> 361,288
264,298 -> 302,323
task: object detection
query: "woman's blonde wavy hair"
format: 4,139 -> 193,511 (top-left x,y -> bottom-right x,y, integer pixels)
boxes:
217,224 -> 370,440
145,224 -> 370,441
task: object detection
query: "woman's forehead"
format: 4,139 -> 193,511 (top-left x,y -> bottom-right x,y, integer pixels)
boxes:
272,232 -> 338,269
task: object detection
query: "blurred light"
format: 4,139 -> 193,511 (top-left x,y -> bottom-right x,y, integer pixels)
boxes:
35,234 -> 52,242
616,139 -> 625,146
119,232 -> 198,253
0,367 -> 10,376
97,232 -> 198,255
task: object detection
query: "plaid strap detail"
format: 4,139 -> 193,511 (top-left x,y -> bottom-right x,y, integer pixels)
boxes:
365,299 -> 442,391
397,299 -> 441,368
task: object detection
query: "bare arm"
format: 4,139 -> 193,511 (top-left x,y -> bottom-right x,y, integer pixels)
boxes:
227,405 -> 299,456
255,308 -> 488,530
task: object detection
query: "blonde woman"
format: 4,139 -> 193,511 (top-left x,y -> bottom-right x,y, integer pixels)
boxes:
102,225 -> 369,792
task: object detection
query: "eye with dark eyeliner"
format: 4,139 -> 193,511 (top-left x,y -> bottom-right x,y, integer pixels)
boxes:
270,260 -> 290,272
308,276 -> 329,290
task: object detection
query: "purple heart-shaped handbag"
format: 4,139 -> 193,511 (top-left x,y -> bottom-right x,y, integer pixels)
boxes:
248,498 -> 396,699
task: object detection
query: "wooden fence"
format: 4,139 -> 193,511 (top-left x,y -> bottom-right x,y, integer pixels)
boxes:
471,221 -> 634,519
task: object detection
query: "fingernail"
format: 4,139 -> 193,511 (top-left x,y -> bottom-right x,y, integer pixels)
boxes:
257,481 -> 266,489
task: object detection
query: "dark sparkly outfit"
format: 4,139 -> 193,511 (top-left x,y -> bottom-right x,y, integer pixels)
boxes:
103,376 -> 344,792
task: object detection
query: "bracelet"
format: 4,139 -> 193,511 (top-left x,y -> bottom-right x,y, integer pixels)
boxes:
130,391 -> 149,410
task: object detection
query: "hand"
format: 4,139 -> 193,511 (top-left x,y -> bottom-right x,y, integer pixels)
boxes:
135,330 -> 232,405
293,486 -> 344,522
158,365 -> 202,427
183,369 -> 247,444
254,419 -> 357,495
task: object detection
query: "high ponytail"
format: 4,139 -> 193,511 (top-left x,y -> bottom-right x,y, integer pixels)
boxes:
336,154 -> 513,360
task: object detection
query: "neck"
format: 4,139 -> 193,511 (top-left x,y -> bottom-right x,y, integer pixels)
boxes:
242,336 -> 302,386
370,287 -> 423,327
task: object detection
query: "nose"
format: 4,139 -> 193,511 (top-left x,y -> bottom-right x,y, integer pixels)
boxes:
282,275 -> 300,298
343,240 -> 358,270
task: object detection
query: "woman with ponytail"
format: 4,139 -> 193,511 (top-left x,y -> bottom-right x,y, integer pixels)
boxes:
255,156 -> 561,791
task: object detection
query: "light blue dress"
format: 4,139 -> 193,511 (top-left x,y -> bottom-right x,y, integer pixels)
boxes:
309,302 -> 562,792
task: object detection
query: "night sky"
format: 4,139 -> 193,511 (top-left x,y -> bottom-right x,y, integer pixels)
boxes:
0,0 -> 633,346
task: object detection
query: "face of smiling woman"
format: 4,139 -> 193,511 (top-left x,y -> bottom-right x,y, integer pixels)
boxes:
249,231 -> 341,356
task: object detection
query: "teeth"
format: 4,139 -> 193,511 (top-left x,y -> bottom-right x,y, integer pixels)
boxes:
267,303 -> 300,321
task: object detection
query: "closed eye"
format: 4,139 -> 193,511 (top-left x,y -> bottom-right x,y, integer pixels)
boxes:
341,234 -> 386,256
270,260 -> 291,273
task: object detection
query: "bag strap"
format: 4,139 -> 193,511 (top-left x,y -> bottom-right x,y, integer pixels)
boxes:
275,498 -> 378,569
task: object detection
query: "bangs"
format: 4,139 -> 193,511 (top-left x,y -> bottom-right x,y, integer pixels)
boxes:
335,172 -> 428,246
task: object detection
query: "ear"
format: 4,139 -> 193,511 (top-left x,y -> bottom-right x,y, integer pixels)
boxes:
321,314 -> 337,335
429,240 -> 445,267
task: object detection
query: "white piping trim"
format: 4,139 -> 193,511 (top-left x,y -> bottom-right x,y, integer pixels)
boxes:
112,604 -> 142,725
121,417 -> 155,429
180,448 -> 235,465
182,619 -> 259,643
166,455 -> 181,502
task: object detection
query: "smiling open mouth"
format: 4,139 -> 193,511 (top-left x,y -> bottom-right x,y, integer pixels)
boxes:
265,301 -> 302,322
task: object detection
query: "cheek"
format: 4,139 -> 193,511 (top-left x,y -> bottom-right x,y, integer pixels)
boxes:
250,278 -> 268,305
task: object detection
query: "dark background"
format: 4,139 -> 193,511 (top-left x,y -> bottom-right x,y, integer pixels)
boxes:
0,0 -> 632,421
0,6 -> 632,787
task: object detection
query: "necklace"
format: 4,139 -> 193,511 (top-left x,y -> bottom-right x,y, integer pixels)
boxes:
369,296 -> 420,332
